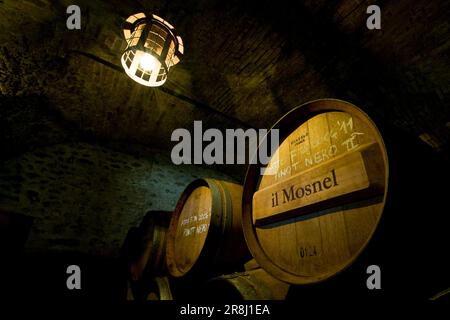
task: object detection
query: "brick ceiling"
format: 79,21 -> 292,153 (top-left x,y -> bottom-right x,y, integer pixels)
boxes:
0,0 -> 449,159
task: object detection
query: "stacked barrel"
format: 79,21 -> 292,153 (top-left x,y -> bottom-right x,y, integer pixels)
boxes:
165,179 -> 249,277
121,179 -> 286,300
120,99 -> 448,301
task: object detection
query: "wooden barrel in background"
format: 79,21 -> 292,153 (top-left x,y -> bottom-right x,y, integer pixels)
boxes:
145,277 -> 174,300
119,211 -> 171,300
200,269 -> 289,300
166,179 -> 250,278
126,277 -> 174,301
130,210 -> 171,280
242,99 -> 389,285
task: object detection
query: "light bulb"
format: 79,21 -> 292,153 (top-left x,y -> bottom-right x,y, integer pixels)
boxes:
139,53 -> 159,72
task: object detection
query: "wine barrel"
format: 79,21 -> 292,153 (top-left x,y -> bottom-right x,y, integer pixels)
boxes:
127,277 -> 173,300
0,210 -> 34,298
201,269 -> 289,300
119,227 -> 140,300
145,277 -> 173,300
119,226 -> 140,278
244,259 -> 260,271
242,99 -> 389,285
130,210 -> 171,280
166,179 -> 250,277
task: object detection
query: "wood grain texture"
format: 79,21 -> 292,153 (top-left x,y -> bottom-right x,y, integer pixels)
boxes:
173,186 -> 212,275
242,99 -> 388,284
166,179 -> 250,277
125,277 -> 173,301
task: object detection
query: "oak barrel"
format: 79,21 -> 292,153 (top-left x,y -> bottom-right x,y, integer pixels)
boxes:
119,211 -> 171,300
130,210 -> 171,280
166,179 -> 250,277
242,99 -> 389,285
126,277 -> 174,300
119,226 -> 140,275
201,269 -> 289,300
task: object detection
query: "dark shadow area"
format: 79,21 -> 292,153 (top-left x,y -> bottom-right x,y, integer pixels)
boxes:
237,0 -> 449,157
0,94 -> 75,160
0,251 -> 126,301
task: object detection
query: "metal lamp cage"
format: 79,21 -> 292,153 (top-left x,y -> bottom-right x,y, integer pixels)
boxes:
121,13 -> 184,87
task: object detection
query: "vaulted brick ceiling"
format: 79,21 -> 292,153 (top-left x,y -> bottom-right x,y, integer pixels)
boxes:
1,0 -> 449,159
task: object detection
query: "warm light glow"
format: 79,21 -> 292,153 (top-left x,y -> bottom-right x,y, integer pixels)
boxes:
121,13 -> 183,87
139,53 -> 159,72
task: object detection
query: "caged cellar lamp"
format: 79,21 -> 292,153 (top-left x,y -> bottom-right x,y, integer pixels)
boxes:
121,13 -> 184,87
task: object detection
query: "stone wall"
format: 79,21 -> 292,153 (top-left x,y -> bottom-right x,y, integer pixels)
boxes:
0,142 -> 234,257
